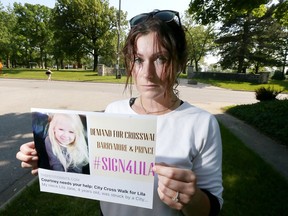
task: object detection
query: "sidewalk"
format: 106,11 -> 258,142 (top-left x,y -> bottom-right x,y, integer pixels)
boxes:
216,113 -> 288,181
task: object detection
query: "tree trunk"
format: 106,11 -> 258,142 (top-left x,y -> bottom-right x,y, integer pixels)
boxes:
255,63 -> 259,74
237,16 -> 251,73
93,52 -> 98,72
282,47 -> 287,76
194,59 -> 199,72
60,59 -> 64,69
55,58 -> 59,71
40,48 -> 44,69
5,53 -> 10,68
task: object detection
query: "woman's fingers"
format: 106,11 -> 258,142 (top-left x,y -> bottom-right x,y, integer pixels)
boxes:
154,163 -> 197,209
154,164 -> 195,183
19,141 -> 37,155
16,141 -> 39,176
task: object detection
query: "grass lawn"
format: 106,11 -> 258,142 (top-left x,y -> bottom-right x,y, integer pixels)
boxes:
0,68 -> 126,83
225,100 -> 288,147
2,68 -> 287,93
1,124 -> 288,215
193,78 -> 288,93
1,180 -> 101,216
219,124 -> 288,215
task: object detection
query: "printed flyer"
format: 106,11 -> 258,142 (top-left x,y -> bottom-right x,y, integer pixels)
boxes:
32,108 -> 157,209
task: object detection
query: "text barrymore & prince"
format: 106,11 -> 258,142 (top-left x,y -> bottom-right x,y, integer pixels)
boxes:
97,142 -> 154,155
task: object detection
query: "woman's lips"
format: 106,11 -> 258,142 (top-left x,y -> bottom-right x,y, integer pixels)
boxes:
142,84 -> 158,88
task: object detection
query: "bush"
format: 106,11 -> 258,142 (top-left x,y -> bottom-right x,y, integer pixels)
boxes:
225,99 -> 288,146
255,86 -> 283,101
271,71 -> 285,80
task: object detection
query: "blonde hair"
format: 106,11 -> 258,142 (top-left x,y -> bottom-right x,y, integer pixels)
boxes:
48,113 -> 89,172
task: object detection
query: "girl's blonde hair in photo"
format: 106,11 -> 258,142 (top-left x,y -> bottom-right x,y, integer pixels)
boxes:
48,113 -> 89,172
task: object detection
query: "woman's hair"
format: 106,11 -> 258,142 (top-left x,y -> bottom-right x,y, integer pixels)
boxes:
48,113 -> 89,171
123,16 -> 188,96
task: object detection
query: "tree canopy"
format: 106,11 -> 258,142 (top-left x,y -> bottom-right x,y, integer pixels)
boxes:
13,3 -> 52,68
188,0 -> 288,73
0,0 -> 128,71
183,12 -> 215,72
53,0 -> 119,71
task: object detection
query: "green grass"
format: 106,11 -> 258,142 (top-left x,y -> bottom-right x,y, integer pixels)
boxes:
194,78 -> 288,93
1,124 -> 288,215
0,68 -> 126,83
1,69 -> 287,92
219,124 -> 288,215
225,100 -> 288,147
1,181 -> 100,216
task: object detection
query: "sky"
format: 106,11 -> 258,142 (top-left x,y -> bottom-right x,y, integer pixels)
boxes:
0,0 -> 191,19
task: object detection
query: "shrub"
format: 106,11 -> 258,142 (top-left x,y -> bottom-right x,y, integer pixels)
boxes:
271,70 -> 285,80
226,99 -> 288,146
255,86 -> 283,101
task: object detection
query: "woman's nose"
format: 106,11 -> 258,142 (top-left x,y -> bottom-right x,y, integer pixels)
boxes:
142,61 -> 155,79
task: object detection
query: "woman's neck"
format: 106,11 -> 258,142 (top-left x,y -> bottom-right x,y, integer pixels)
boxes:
133,94 -> 180,115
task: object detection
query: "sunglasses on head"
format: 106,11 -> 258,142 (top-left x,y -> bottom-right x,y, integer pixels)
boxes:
129,10 -> 181,28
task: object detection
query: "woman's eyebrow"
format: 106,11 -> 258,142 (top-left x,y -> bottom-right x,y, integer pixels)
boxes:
135,51 -> 168,57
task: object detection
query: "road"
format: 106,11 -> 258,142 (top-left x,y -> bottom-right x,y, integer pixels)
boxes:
0,78 -> 258,208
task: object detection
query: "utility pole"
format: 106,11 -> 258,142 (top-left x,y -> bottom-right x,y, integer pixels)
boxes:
116,0 -> 121,79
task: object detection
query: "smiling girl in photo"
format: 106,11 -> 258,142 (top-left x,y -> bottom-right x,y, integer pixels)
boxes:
45,113 -> 89,173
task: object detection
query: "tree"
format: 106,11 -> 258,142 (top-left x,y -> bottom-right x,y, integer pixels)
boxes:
53,0 -> 120,71
214,6 -> 269,73
182,11 -> 216,72
0,4 -> 17,68
274,0 -> 288,26
13,3 -> 53,68
273,0 -> 288,75
188,0 -> 288,73
188,0 -> 270,25
250,13 -> 287,73
184,23 -> 215,72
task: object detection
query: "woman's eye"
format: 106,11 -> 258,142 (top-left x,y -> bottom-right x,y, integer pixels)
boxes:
134,57 -> 143,64
156,56 -> 167,64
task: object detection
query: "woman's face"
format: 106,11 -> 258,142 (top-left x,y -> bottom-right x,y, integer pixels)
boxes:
132,32 -> 170,100
54,117 -> 76,146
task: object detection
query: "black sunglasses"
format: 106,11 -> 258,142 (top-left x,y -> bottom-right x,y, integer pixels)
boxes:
129,10 -> 181,28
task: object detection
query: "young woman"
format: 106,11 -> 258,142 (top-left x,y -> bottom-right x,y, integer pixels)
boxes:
16,9 -> 223,216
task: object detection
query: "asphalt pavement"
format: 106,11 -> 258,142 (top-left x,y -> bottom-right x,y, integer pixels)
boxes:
0,78 -> 287,210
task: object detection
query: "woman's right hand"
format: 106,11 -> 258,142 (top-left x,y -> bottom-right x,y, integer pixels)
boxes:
16,141 -> 39,175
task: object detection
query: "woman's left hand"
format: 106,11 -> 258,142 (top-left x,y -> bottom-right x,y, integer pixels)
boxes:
153,163 -> 198,210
